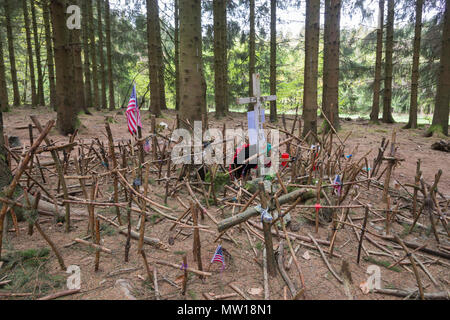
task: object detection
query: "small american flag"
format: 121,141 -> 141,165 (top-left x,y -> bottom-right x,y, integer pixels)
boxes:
126,84 -> 142,136
143,139 -> 151,152
333,174 -> 342,195
211,245 -> 225,270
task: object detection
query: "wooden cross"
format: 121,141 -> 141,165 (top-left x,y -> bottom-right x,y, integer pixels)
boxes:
236,73 -> 277,148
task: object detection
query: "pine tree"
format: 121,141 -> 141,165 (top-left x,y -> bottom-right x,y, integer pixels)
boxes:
382,0 -> 396,123
43,0 -> 57,110
370,0 -> 384,122
82,0 -> 93,109
105,0 -> 115,110
302,0 -> 320,138
214,0 -> 228,118
429,0 -> 450,136
88,0 -> 99,110
4,0 -> 20,106
22,0 -> 38,107
248,0 -> 256,111
31,0 -> 45,106
97,0 -> 107,110
179,0 -> 206,125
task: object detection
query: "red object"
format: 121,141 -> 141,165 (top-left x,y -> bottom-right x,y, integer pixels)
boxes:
281,153 -> 289,167
315,203 -> 322,212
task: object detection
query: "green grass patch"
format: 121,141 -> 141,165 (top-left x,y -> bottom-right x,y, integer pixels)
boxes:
363,256 -> 401,272
174,250 -> 186,255
0,248 -> 65,299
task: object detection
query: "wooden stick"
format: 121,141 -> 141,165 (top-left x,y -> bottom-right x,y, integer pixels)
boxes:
182,255 -> 188,296
191,202 -> 204,279
308,233 -> 343,284
154,260 -> 212,277
262,248 -> 269,300
394,235 -> 425,300
229,283 -> 251,300
73,238 -> 112,254
357,206 -> 369,264
258,181 -> 276,276
277,240 -> 297,298
37,289 -> 81,300
94,218 -> 100,271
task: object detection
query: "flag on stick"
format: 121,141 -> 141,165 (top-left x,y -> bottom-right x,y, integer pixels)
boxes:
126,84 -> 142,135
210,245 -> 225,270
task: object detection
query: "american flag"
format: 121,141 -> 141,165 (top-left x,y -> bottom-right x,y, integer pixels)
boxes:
126,84 -> 142,135
333,174 -> 342,195
211,245 -> 225,270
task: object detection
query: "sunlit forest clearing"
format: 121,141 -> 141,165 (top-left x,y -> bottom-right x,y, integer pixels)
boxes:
0,0 -> 449,301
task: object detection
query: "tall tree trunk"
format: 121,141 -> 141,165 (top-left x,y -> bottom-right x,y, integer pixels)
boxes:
370,0 -> 384,122
147,0 -> 161,116
4,0 -> 21,106
23,0 -> 38,107
88,0 -> 99,110
382,0 -> 395,123
50,0 -> 78,135
97,0 -> 107,110
321,0 -> 330,119
174,0 -> 180,111
302,0 -> 320,138
0,31 -> 9,112
71,0 -> 86,114
105,0 -> 115,110
429,0 -> 450,136
82,0 -> 92,109
43,0 -> 57,111
248,0 -> 255,111
405,0 -> 424,129
222,0 -> 228,114
323,0 -> 341,131
155,0 -> 167,111
179,0 -> 206,125
31,0 -> 45,106
269,0 -> 277,123
214,0 -> 227,118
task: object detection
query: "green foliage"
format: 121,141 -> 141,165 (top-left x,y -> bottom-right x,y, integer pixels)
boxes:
363,256 -> 401,272
205,171 -> 230,191
0,248 -> 64,298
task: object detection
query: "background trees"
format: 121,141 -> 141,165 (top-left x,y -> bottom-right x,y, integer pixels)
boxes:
0,0 -> 447,136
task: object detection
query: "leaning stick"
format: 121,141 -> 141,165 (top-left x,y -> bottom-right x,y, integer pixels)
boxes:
263,248 -> 270,300
73,238 -> 112,254
154,260 -> 212,277
94,218 -> 100,271
229,283 -> 251,300
37,289 -> 81,300
357,206 -> 369,264
394,235 -> 425,300
308,233 -> 343,284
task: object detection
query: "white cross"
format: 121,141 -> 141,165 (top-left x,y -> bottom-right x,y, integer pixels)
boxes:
236,73 -> 277,147
236,73 -> 277,176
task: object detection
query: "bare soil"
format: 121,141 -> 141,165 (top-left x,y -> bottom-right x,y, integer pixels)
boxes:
1,106 -> 449,300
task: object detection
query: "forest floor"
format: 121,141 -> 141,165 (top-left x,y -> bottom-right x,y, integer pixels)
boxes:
0,106 -> 449,300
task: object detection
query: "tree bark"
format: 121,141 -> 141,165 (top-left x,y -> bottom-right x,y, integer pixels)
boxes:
82,0 -> 92,109
43,0 -> 57,111
179,0 -> 206,125
50,0 -> 78,135
429,0 -> 450,136
147,0 -> 161,116
97,0 -> 107,110
382,0 -> 396,123
269,0 -> 277,123
156,4 -> 167,111
302,0 -> 320,138
71,0 -> 86,114
105,0 -> 115,110
88,0 -> 99,110
370,0 -> 384,122
174,0 -> 180,111
248,0 -> 256,111
405,0 -> 424,129
214,0 -> 227,118
22,0 -> 38,107
0,31 -> 9,112
4,0 -> 21,106
323,0 -> 341,131
31,0 -> 45,106
322,0 -> 330,119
